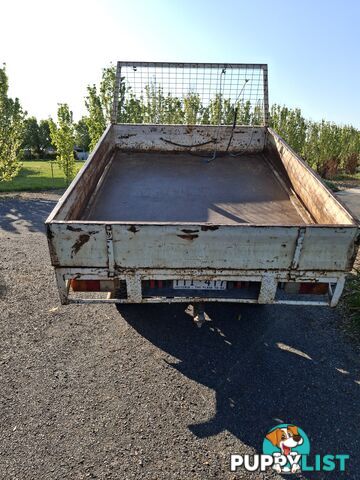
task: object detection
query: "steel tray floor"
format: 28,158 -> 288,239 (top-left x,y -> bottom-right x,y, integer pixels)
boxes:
83,151 -> 306,224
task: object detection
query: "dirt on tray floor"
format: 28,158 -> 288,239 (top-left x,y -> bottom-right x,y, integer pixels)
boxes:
1,192 -> 360,480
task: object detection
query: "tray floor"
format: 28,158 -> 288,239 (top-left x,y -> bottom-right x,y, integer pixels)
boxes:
83,151 -> 306,225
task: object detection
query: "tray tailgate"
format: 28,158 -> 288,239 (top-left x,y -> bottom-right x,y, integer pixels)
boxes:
47,223 -> 358,271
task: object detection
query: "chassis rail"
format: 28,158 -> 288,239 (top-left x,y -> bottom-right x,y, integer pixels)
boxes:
54,267 -> 346,307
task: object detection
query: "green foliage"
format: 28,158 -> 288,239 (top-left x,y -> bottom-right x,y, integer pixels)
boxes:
118,85 -> 265,126
85,84 -> 106,151
22,117 -> 39,155
39,119 -> 52,154
323,179 -> 341,192
237,100 -> 251,125
270,105 -> 307,155
49,104 -> 76,184
341,125 -> 360,174
341,269 -> 360,326
22,117 -> 52,157
183,93 -> 201,124
0,64 -> 25,181
85,64 -> 119,150
75,117 -> 90,152
208,94 -> 223,125
143,84 -> 165,123
120,92 -> 145,123
100,65 -> 117,124
270,105 -> 360,179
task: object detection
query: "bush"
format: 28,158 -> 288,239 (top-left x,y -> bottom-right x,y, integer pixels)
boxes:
270,106 -> 360,179
344,153 -> 359,175
317,157 -> 339,179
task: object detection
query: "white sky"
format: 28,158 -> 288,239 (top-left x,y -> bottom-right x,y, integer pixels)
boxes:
2,0 -> 360,127
2,0 -> 200,121
1,0 -> 135,120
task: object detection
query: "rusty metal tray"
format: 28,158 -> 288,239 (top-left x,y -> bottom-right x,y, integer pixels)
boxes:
83,151 -> 306,225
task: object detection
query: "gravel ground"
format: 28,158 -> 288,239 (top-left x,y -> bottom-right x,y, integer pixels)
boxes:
1,192 -> 360,480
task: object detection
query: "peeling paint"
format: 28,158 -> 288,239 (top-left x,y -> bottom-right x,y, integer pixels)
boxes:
177,234 -> 199,241
128,225 -> 140,234
201,225 -> 219,231
67,226 -> 83,232
71,234 -> 91,258
181,229 -> 199,234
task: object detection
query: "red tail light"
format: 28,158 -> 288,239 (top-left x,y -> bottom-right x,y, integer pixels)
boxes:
71,279 -> 100,291
283,282 -> 328,295
70,279 -> 115,292
299,283 -> 328,295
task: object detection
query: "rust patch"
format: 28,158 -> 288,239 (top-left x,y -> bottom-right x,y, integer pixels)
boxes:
177,234 -> 199,241
128,225 -> 140,234
118,133 -> 136,139
181,229 -> 199,234
71,234 -> 91,258
201,225 -> 219,231
46,226 -> 59,265
67,226 -> 82,232
46,225 -> 54,240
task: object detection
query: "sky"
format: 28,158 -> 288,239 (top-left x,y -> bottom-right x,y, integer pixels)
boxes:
1,0 -> 359,127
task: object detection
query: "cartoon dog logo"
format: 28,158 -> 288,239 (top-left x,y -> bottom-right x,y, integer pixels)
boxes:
265,425 -> 304,473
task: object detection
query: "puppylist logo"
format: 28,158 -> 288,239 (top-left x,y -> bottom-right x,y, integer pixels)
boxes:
231,423 -> 349,474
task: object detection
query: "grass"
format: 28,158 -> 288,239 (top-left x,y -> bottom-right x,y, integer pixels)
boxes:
342,270 -> 360,323
0,160 -> 84,192
330,172 -> 360,190
323,179 -> 341,192
333,172 -> 360,181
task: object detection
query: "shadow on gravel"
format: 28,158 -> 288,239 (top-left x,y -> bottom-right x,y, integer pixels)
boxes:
0,197 -> 57,234
118,303 -> 360,478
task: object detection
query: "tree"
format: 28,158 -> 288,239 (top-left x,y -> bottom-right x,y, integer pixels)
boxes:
38,119 -> 53,155
270,105 -> 307,155
49,104 -> 76,184
100,65 -> 117,124
22,116 -> 40,157
22,117 -> 52,157
75,117 -> 91,152
84,65 -> 118,151
183,93 -> 201,124
0,64 -> 25,181
85,84 -> 106,151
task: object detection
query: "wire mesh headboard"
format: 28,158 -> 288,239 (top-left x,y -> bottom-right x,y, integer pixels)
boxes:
112,62 -> 269,126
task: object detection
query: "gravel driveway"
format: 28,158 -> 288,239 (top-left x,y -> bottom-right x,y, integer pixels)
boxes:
1,192 -> 360,480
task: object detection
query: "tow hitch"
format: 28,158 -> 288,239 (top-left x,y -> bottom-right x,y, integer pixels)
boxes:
192,303 -> 207,328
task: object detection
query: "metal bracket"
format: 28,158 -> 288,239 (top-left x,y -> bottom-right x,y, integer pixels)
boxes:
330,276 -> 346,307
258,274 -> 277,303
111,62 -> 121,124
262,64 -> 270,127
291,227 -> 306,270
126,273 -> 142,302
105,225 -> 115,277
55,269 -> 70,304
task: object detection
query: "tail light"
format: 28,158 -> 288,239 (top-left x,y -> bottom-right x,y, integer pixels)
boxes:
283,282 -> 328,295
71,279 -> 114,292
